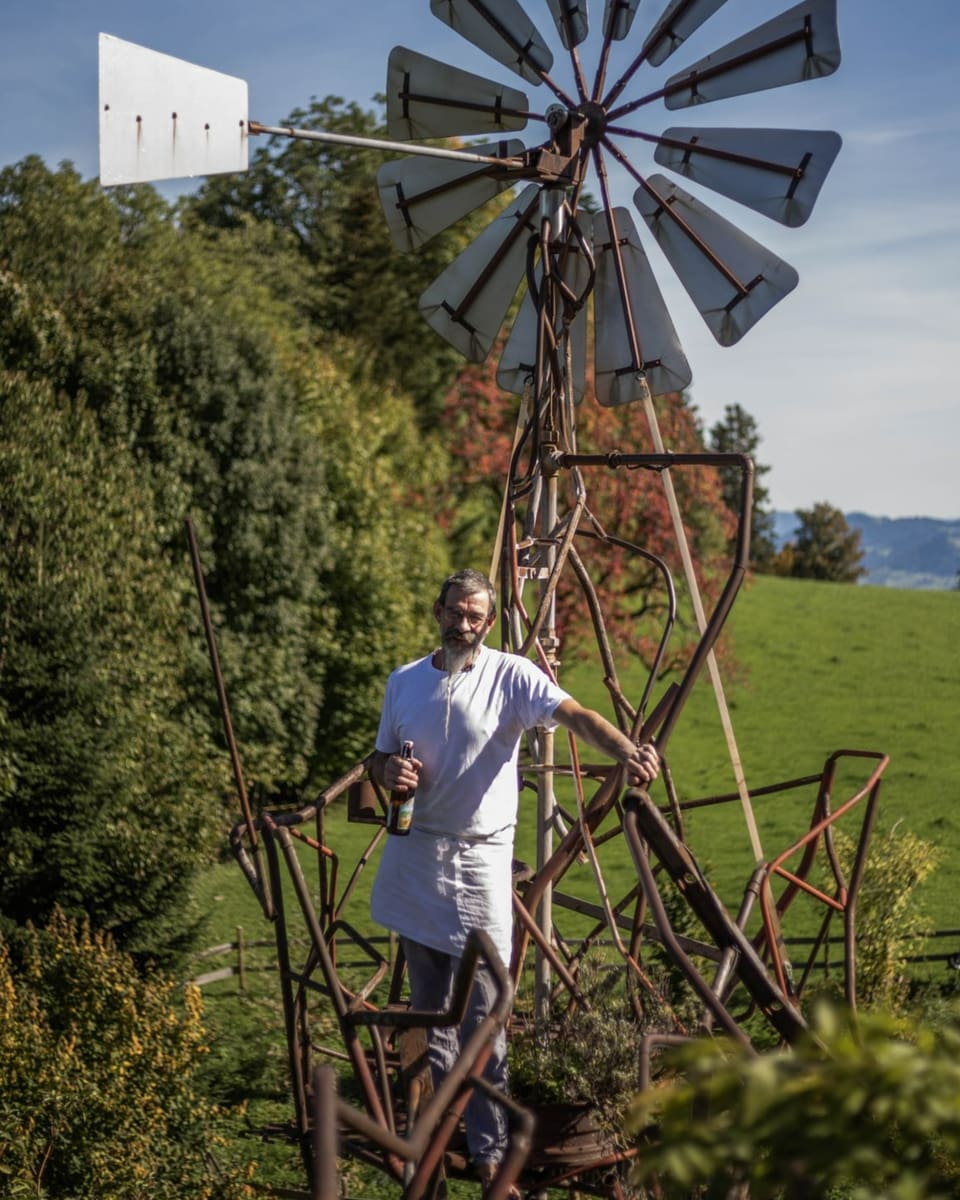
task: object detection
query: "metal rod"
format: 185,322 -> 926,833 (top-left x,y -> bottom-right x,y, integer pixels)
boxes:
247,120 -> 525,168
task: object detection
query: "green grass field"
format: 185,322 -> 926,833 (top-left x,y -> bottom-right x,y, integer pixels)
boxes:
191,573 -> 960,1191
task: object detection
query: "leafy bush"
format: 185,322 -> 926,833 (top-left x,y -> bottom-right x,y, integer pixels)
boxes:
834,825 -> 939,1011
626,999 -> 960,1199
510,958 -> 701,1137
0,909 -> 250,1198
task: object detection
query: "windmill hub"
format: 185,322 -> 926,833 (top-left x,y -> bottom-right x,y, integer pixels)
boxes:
574,100 -> 608,149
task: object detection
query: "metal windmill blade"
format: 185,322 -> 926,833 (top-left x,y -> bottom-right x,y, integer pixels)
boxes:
377,0 -> 843,399
386,46 -> 530,139
378,139 -> 526,252
660,0 -> 841,110
546,0 -> 589,50
634,175 -> 799,346
642,0 -> 730,66
589,207 -> 692,404
653,127 -> 843,227
418,184 -> 541,361
430,0 -> 554,83
99,1 -> 845,392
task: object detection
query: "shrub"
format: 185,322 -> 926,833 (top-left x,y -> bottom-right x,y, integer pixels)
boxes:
0,908 -> 251,1199
626,999 -> 960,1199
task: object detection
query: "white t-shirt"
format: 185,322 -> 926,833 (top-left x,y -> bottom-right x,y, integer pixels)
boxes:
370,644 -> 570,962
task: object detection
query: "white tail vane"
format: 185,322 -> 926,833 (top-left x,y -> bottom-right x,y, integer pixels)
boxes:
98,34 -> 248,186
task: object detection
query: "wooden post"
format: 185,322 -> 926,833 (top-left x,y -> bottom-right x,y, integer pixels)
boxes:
237,925 -> 246,993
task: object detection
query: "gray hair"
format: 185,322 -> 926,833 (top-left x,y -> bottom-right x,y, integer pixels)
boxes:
437,569 -> 497,620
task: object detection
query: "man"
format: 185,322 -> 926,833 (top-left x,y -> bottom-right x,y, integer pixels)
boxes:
369,569 -> 660,1188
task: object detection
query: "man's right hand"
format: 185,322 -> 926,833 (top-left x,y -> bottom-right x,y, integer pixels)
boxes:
375,749 -> 422,792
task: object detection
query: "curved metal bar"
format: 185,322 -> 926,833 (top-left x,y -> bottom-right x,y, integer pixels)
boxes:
622,786 -> 807,1045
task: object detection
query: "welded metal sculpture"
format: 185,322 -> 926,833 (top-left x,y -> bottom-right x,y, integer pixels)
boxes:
175,3 -> 891,1195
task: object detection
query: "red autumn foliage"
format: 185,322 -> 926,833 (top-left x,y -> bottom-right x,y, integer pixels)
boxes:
436,351 -> 739,681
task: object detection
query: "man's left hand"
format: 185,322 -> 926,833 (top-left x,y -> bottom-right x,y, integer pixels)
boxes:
624,742 -> 660,787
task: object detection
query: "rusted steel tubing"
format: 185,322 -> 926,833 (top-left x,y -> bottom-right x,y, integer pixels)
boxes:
511,890 -> 588,1004
611,125 -> 814,180
755,751 -> 888,1000
570,528 -> 677,726
518,497 -> 586,658
675,772 -> 824,813
185,517 -> 269,913
260,827 -> 311,1143
639,1033 -> 694,1092
248,119 -> 526,170
472,1078 -> 535,1200
511,681 -> 679,980
556,450 -> 753,756
312,1066 -> 339,1200
623,787 -> 807,1044
608,20 -> 815,121
334,825 -> 387,924
269,821 -> 394,1146
602,138 -> 758,298
621,797 -> 752,1047
601,0 -> 701,109
550,886 -> 722,964
842,771 -> 884,1010
343,931 -> 517,1198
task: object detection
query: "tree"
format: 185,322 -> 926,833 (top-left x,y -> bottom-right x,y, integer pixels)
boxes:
708,402 -> 777,569
0,376 -> 224,963
787,502 -> 866,583
181,97 -> 488,419
0,157 -> 457,960
0,157 -> 452,795
436,353 -> 737,674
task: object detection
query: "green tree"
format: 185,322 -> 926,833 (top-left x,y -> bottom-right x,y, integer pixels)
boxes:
181,96 -> 482,418
0,376 -> 223,963
708,402 -> 777,569
787,501 -> 866,583
0,155 -> 452,804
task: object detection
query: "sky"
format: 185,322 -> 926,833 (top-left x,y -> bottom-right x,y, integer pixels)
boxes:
2,0 -> 957,520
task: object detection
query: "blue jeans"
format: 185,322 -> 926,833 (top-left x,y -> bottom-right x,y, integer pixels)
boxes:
400,936 -> 509,1166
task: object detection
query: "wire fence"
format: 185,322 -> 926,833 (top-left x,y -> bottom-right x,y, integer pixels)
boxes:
187,926 -> 960,991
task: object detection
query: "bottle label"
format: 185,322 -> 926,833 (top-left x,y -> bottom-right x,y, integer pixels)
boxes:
386,740 -> 416,836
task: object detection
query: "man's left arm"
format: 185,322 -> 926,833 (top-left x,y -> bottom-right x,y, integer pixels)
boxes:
552,698 -> 660,787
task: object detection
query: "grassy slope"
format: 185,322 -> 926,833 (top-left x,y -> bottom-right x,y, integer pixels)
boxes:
564,574 -> 960,932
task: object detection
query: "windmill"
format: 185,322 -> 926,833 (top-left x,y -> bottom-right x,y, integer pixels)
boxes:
101,5 -> 890,1193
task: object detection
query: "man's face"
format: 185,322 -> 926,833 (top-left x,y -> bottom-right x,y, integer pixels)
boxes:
434,585 -> 494,661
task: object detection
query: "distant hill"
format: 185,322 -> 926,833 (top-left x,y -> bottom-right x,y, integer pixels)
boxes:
772,511 -> 960,590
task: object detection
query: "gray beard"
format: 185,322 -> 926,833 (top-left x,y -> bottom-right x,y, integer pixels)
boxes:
441,638 -> 477,675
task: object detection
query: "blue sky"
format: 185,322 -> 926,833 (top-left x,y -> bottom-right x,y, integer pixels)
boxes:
2,0 -> 957,519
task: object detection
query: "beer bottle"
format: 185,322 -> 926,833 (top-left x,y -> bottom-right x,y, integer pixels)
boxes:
386,741 -> 416,836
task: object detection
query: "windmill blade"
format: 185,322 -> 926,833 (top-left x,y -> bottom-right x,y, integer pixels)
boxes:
591,208 -> 692,404
634,175 -> 798,346
497,232 -> 591,399
430,0 -> 553,83
663,0 -> 840,110
419,184 -> 540,360
378,140 -> 524,252
98,33 -> 248,185
546,0 -> 589,49
643,0 -> 730,67
386,47 -> 529,140
654,127 -> 842,227
602,0 -> 642,42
